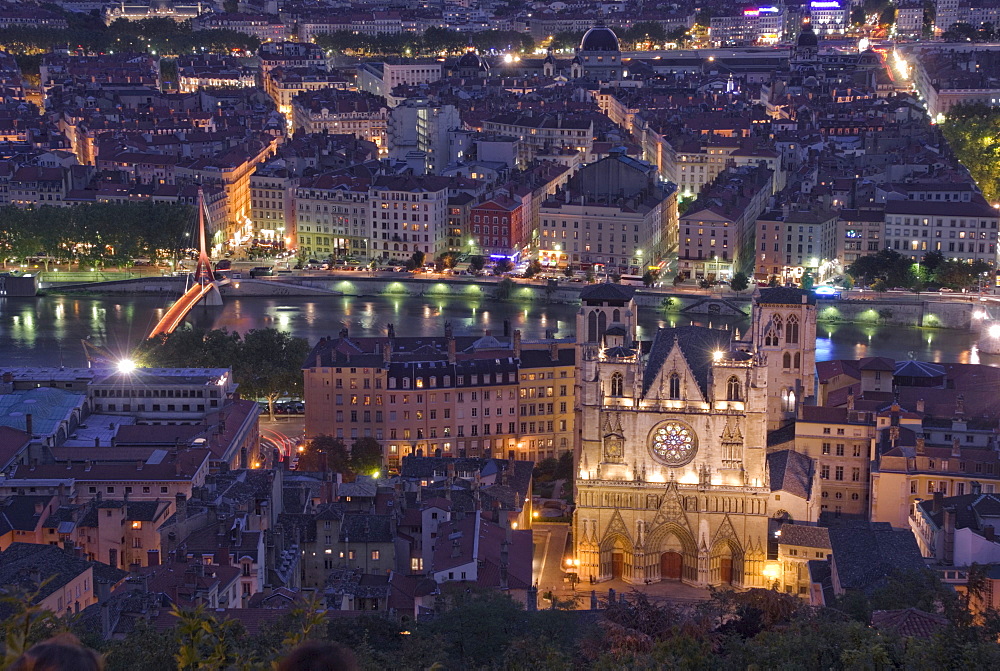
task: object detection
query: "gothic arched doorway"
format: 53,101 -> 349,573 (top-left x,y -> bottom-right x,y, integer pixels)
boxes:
710,540 -> 743,586
660,552 -> 682,580
600,534 -> 634,582
647,523 -> 697,583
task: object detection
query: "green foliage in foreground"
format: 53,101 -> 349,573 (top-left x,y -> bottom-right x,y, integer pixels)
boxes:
941,103 -> 1000,203
4,569 -> 1000,669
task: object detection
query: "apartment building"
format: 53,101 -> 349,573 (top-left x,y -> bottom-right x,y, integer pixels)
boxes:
175,137 -> 279,249
387,99 -> 461,175
193,12 -> 287,41
679,163 -> 772,281
357,62 -> 444,100
829,208 -> 884,268
302,329 -> 576,466
250,164 -> 296,248
263,68 -> 353,119
469,196 -> 524,260
369,174 -> 450,262
755,208 -> 838,282
794,405 -> 875,518
291,90 -> 389,153
883,198 -> 1000,266
710,6 -> 787,46
293,175 -> 370,260
537,152 -> 677,275
256,42 -> 326,75
483,113 -> 593,167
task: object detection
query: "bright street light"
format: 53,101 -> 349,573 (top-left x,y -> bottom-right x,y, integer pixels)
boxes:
117,358 -> 137,373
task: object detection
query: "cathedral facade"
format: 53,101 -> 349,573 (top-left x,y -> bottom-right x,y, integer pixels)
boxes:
572,284 -> 816,587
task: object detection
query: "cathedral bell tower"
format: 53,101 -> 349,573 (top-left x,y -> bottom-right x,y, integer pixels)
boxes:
751,287 -> 817,430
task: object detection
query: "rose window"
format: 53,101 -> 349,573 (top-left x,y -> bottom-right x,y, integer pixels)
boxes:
649,422 -> 697,466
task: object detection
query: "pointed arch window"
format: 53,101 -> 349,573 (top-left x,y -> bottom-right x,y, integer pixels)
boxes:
668,373 -> 681,400
794,352 -> 801,369
587,310 -> 598,342
782,352 -> 791,370
786,315 -> 799,344
726,376 -> 741,401
610,372 -> 624,397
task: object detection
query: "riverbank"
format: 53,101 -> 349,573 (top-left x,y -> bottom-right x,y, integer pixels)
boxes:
44,274 -> 978,329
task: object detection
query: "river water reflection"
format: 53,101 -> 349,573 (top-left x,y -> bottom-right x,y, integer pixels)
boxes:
0,294 -> 994,368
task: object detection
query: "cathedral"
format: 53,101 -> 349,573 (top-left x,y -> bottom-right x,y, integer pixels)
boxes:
572,283 -> 817,587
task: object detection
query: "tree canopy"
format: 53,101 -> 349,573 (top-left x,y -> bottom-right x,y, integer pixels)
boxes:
941,103 -> 1000,202
8,568 -> 1000,670
136,327 -> 309,419
0,202 -> 194,270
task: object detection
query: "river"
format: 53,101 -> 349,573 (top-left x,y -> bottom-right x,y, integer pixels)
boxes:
0,294 -> 994,368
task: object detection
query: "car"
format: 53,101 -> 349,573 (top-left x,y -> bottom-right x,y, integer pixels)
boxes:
939,287 -> 954,293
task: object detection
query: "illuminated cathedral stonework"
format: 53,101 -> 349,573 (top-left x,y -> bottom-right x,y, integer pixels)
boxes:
572,284 -> 816,587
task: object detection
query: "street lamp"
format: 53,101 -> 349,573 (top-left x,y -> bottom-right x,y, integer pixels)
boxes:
762,561 -> 781,590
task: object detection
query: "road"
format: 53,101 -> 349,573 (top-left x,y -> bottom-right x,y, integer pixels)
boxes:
260,415 -> 305,465
533,522 -> 571,597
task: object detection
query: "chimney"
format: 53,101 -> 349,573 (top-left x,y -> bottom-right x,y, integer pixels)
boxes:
847,393 -> 854,411
94,436 -> 100,448
383,341 -> 391,364
84,460 -> 92,472
943,508 -> 956,564
956,394 -> 965,415
952,437 -> 961,458
916,398 -> 925,413
25,413 -> 32,436
513,330 -> 521,358
549,341 -> 558,361
448,336 -> 456,364
932,490 -> 943,513
985,525 -> 996,542
175,493 -> 187,521
137,460 -> 144,471
916,435 -> 926,455
100,602 -> 111,640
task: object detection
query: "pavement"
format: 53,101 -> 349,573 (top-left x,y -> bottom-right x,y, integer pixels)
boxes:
260,415 -> 305,463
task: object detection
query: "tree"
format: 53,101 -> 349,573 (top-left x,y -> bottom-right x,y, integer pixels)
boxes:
871,278 -> 888,293
851,6 -> 867,24
407,250 -> 426,270
768,275 -> 780,287
523,259 -> 542,278
495,276 -> 515,300
469,255 -> 485,272
435,252 -> 457,271
233,329 -> 310,420
730,271 -> 750,295
563,266 -> 573,278
642,269 -> 660,287
350,436 -> 383,475
297,434 -> 350,473
672,274 -> 683,286
493,259 -> 514,275
799,272 -> 815,291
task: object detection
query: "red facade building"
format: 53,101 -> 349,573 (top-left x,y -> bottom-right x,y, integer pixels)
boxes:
470,196 -> 523,260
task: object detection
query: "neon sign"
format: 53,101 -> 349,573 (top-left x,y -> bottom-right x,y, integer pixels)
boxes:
744,5 -> 779,14
810,1 -> 841,8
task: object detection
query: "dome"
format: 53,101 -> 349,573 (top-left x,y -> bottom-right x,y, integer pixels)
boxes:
797,24 -> 817,47
579,24 -> 620,52
457,49 -> 487,70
